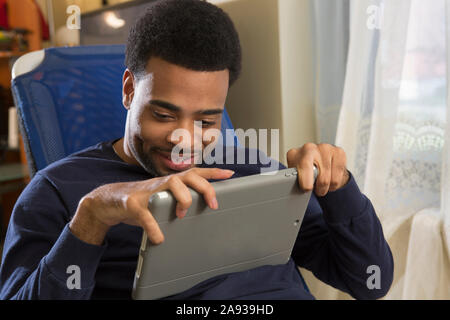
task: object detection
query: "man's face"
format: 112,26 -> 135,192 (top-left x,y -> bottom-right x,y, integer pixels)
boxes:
122,57 -> 229,176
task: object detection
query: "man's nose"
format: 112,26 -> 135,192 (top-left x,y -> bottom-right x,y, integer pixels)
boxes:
167,120 -> 202,151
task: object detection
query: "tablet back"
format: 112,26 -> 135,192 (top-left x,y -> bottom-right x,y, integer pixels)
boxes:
132,167 -> 316,300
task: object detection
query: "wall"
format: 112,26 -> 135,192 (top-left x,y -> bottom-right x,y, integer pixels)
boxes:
215,0 -> 284,159
212,0 -> 316,163
35,0 -> 121,45
35,0 -> 47,19
278,0 -> 316,156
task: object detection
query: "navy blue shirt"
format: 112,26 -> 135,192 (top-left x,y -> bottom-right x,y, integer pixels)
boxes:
0,140 -> 393,299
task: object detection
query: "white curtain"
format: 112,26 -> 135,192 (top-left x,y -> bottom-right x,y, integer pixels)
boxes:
302,0 -> 450,299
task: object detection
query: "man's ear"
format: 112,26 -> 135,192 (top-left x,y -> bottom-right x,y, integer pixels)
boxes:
122,69 -> 135,110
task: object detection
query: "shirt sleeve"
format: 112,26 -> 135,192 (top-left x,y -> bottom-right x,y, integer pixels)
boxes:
291,170 -> 394,299
0,173 -> 107,300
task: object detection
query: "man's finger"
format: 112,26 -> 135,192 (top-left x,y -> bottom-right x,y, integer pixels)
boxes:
297,160 -> 315,192
166,175 -> 193,218
191,167 -> 235,180
330,147 -> 347,191
180,172 -> 218,210
315,156 -> 331,196
298,147 -> 322,192
137,208 -> 165,245
286,148 -> 300,168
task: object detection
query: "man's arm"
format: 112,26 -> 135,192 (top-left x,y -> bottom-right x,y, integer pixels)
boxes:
0,167 -> 234,299
292,170 -> 394,299
0,173 -> 106,299
281,143 -> 393,299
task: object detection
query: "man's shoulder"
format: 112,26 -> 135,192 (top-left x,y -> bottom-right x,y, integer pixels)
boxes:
36,140 -> 125,182
68,140 -> 117,159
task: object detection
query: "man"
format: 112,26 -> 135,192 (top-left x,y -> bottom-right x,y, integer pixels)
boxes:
0,0 -> 393,299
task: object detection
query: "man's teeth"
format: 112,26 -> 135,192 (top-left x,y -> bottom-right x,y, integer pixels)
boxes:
170,154 -> 195,161
180,155 -> 194,161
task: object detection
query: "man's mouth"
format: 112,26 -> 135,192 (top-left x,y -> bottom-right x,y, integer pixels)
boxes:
155,149 -> 200,171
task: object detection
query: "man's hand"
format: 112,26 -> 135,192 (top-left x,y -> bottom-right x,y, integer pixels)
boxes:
287,143 -> 350,197
69,168 -> 234,246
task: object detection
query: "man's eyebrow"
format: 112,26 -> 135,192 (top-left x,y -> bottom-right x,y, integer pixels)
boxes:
149,100 -> 181,112
149,100 -> 224,115
197,108 -> 224,116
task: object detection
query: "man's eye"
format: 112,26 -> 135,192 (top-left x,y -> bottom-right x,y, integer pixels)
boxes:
153,112 -> 173,120
201,121 -> 216,127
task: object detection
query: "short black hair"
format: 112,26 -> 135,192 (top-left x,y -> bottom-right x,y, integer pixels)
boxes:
125,0 -> 242,86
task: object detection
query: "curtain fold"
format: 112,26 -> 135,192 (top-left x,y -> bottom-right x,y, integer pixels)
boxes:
443,0 -> 450,284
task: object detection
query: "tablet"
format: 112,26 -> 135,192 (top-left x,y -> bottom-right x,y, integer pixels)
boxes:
132,167 -> 317,300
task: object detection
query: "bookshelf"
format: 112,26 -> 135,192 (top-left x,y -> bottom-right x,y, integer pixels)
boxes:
0,0 -> 42,238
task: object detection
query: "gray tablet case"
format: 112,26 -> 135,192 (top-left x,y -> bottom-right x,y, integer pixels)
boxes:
132,167 -> 317,300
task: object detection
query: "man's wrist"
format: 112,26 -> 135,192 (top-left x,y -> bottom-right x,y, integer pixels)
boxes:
339,169 -> 350,189
69,198 -> 110,246
317,170 -> 368,223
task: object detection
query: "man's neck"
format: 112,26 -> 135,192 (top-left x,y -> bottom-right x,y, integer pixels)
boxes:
112,138 -> 141,166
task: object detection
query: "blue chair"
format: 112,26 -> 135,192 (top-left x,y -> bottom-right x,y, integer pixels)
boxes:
11,45 -> 237,178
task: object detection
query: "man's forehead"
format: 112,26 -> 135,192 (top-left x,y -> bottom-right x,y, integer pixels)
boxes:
144,57 -> 230,82
134,58 -> 229,107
